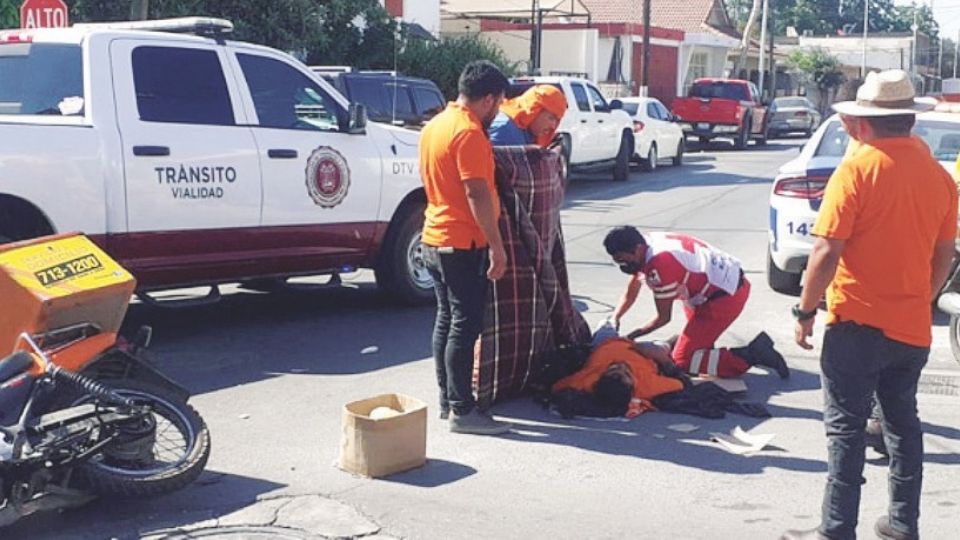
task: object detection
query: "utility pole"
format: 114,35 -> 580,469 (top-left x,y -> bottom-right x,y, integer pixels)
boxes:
529,0 -> 540,74
912,8 -> 919,82
939,35 -> 944,91
641,0 -> 651,96
861,0 -> 869,78
758,0 -> 769,94
954,28 -> 960,78
767,1 -> 775,100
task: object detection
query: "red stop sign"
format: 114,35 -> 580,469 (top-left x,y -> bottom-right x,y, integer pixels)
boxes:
20,0 -> 69,29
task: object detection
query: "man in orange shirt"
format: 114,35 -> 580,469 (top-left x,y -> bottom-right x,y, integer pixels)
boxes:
419,61 -> 512,435
783,71 -> 957,540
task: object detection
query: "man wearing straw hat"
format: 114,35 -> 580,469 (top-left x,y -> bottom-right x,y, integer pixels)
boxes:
783,70 -> 957,540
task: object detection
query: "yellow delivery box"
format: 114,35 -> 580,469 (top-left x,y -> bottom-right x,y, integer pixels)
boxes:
0,234 -> 135,354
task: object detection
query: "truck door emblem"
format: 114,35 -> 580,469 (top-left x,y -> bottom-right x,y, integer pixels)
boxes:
305,146 -> 351,208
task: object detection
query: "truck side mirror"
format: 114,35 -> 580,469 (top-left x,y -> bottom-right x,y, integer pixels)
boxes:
345,103 -> 367,134
609,99 -> 623,110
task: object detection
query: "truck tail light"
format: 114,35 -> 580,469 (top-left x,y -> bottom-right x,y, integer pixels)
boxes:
773,175 -> 828,199
633,121 -> 645,133
0,33 -> 33,44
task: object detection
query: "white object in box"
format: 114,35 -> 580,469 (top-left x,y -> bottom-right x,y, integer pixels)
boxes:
339,393 -> 427,478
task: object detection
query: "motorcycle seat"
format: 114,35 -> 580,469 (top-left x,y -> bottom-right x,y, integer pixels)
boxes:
0,352 -> 34,384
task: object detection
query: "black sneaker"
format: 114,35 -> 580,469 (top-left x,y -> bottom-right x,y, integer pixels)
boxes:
748,332 -> 790,379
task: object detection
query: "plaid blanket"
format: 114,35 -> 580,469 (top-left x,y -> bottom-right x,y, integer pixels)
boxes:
475,146 -> 591,408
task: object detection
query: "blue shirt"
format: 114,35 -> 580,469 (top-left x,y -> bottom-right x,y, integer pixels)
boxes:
488,112 -> 534,146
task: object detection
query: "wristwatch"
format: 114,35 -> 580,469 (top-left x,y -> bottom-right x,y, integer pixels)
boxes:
792,304 -> 817,321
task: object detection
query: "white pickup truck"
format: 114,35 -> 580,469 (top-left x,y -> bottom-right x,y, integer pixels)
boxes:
509,76 -> 634,181
0,18 -> 432,304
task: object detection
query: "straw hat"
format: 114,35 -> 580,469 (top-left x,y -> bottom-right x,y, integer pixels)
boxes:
832,69 -> 933,117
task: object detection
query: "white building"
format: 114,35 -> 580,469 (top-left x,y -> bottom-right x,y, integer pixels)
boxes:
381,0 -> 440,37
778,32 -> 937,93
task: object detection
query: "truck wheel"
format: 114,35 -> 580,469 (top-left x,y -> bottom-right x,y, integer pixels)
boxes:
0,196 -> 54,244
734,121 -> 750,150
672,141 -> 684,166
756,124 -> 769,146
641,144 -> 658,172
375,203 -> 434,305
767,249 -> 802,295
612,132 -> 632,182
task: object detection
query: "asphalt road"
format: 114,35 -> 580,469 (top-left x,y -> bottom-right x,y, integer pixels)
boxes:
10,136 -> 960,539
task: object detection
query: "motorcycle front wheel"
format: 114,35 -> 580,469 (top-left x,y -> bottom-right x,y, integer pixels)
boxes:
950,315 -> 960,367
75,380 -> 211,497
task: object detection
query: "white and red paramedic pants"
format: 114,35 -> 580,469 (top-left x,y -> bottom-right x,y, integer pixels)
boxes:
672,279 -> 752,378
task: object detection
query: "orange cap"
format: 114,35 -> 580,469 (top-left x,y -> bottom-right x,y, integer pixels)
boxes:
500,85 -> 568,147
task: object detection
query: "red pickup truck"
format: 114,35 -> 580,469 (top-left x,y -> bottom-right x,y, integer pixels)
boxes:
672,79 -> 769,149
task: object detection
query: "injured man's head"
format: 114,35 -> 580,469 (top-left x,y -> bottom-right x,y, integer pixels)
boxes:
594,362 -> 635,415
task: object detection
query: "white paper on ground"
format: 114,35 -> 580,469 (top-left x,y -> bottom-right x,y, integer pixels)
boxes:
709,426 -> 775,455
667,423 -> 700,433
361,346 -> 379,355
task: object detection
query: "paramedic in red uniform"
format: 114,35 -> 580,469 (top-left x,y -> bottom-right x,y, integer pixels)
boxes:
604,226 -> 789,379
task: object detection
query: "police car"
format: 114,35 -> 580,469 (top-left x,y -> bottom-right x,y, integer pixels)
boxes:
0,18 -> 433,304
767,107 -> 960,294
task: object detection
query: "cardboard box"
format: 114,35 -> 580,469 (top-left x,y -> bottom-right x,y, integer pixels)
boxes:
339,393 -> 427,478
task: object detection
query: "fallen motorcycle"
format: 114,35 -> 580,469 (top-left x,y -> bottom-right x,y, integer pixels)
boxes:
0,234 -> 210,527
938,249 -> 960,366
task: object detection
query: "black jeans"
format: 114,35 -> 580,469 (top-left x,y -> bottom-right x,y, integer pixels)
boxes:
818,321 -> 928,539
424,245 -> 489,415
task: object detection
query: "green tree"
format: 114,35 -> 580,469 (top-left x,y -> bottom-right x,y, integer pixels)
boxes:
775,0 -> 936,37
397,34 -> 518,99
787,48 -> 846,112
65,1 -> 400,68
1,0 -> 517,96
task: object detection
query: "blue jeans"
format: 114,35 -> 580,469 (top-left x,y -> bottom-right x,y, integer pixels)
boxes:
424,245 -> 489,415
818,321 -> 928,539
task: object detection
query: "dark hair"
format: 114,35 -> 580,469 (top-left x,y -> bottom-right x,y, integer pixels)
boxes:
458,61 -> 510,100
864,114 -> 915,137
604,226 -> 646,256
593,370 -> 633,416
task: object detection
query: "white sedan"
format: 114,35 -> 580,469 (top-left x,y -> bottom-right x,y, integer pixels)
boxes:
618,97 -> 685,171
767,109 -> 960,294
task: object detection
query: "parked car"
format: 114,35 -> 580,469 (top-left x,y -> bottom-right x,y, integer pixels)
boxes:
619,97 -> 685,171
509,77 -> 635,181
0,17 -> 433,305
312,67 -> 445,129
672,78 -> 769,149
767,110 -> 960,294
767,96 -> 821,138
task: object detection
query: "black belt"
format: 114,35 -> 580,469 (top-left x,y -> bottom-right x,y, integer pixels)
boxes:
707,270 -> 745,301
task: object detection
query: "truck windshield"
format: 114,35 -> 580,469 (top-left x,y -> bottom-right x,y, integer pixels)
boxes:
689,82 -> 748,101
0,43 -> 83,116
